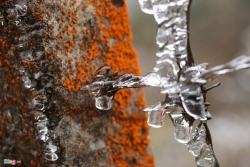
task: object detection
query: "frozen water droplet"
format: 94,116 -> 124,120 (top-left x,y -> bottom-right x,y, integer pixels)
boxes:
138,0 -> 154,14
180,84 -> 206,120
170,113 -> 192,143
95,96 -> 113,110
44,152 -> 58,161
141,72 -> 161,87
147,109 -> 165,128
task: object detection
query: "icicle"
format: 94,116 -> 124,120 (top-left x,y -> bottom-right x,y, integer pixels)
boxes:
95,96 -> 113,110
147,110 -> 166,128
170,112 -> 192,144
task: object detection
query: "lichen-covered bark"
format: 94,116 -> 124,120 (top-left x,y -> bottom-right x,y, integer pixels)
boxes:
0,0 -> 154,166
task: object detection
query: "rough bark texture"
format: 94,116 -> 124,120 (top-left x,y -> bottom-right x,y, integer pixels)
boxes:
0,0 -> 154,166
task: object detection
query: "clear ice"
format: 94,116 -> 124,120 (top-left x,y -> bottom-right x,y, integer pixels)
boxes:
147,109 -> 166,128
170,110 -> 192,143
95,96 -> 113,110
193,55 -> 250,83
44,141 -> 58,161
141,72 -> 161,87
187,124 -> 219,167
138,0 -> 154,14
180,84 -> 206,120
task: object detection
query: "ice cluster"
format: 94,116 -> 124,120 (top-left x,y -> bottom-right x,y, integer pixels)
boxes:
10,0 -> 59,161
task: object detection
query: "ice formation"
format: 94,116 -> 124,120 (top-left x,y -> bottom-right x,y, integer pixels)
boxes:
87,0 -> 250,166
12,0 -> 59,161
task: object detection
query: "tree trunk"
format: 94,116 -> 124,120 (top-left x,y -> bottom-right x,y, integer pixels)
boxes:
0,0 -> 154,166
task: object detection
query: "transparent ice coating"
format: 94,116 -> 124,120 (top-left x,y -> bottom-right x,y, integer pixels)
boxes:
154,59 -> 179,84
86,81 -> 105,93
44,141 -> 58,161
148,0 -> 191,97
193,55 -> 250,84
151,0 -> 190,67
180,84 -> 207,120
184,123 -> 219,167
196,145 -> 216,167
154,58 -> 180,93
187,124 -> 206,156
95,96 -> 113,110
170,111 -> 192,144
34,112 -> 48,142
141,72 -> 161,86
156,48 -> 175,58
152,0 -> 173,24
156,22 -> 175,48
139,0 -> 190,73
113,74 -> 142,88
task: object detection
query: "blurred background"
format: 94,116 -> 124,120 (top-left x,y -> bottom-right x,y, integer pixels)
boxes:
127,0 -> 250,167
